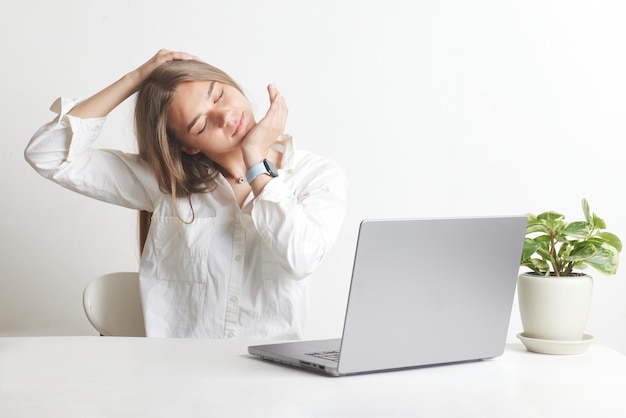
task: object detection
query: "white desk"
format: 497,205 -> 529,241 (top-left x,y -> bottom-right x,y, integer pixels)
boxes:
1,337 -> 626,418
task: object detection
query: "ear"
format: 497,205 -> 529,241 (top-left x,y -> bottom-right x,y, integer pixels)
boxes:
181,145 -> 201,155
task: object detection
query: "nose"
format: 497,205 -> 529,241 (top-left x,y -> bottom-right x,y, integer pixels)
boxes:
208,107 -> 231,129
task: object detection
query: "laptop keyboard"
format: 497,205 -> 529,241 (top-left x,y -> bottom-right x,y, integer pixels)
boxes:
306,350 -> 340,362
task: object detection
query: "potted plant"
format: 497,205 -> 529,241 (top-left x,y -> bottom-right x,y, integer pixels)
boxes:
517,198 -> 622,354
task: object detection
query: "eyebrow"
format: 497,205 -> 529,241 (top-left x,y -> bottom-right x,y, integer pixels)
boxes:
186,81 -> 216,134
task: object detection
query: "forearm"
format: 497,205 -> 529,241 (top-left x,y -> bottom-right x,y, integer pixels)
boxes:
242,84 -> 288,197
67,49 -> 196,119
24,97 -> 156,211
68,71 -> 142,118
251,162 -> 348,278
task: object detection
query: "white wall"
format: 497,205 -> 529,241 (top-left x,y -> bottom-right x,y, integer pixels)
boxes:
2,0 -> 625,354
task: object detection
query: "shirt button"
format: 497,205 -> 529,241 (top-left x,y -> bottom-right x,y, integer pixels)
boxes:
235,255 -> 242,262
229,296 -> 239,303
227,332 -> 235,338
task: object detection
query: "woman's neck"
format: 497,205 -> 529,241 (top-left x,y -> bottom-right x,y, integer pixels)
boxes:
209,147 -> 282,183
210,149 -> 248,182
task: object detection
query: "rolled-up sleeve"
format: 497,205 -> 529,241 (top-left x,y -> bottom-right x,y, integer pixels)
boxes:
250,150 -> 348,279
25,97 -> 157,211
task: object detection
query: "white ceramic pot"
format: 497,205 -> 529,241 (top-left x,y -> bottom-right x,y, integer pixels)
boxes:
517,272 -> 593,341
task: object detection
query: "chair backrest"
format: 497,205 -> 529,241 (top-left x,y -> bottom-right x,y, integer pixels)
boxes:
82,272 -> 146,337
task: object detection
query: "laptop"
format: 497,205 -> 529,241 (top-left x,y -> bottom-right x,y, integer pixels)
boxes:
248,216 -> 527,376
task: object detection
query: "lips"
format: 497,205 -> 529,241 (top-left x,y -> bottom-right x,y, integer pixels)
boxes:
232,113 -> 244,137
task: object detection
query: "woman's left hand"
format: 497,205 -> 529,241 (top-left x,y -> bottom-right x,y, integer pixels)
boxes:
241,84 -> 288,167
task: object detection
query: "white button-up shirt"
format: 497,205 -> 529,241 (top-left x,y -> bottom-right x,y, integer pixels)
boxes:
25,98 -> 348,339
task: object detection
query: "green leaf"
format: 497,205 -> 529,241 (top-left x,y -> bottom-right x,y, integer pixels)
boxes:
597,232 -> 623,252
585,244 -> 620,275
539,214 -> 566,232
537,211 -> 564,222
526,222 -> 549,235
534,235 -> 551,245
521,258 -> 549,275
534,236 -> 551,253
582,198 -> 592,224
562,221 -> 592,239
521,238 -> 538,261
557,241 -> 574,258
563,242 -> 596,262
593,213 -> 607,229
520,199 -> 621,276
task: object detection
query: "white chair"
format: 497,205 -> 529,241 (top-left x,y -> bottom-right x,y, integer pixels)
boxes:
82,272 -> 146,337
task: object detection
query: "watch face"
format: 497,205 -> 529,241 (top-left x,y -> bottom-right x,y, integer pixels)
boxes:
263,159 -> 279,177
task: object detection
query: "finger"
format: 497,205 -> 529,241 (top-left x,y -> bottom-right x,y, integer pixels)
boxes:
267,83 -> 283,101
155,50 -> 199,65
264,98 -> 287,123
262,106 -> 288,135
267,85 -> 288,114
166,51 -> 199,62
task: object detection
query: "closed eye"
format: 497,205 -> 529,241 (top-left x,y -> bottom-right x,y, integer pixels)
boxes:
214,89 -> 224,104
190,83 -> 222,135
197,119 -> 208,135
197,86 -> 221,134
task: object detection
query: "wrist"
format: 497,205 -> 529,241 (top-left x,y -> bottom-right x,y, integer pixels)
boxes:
246,159 -> 279,184
122,70 -> 145,93
243,150 -> 266,169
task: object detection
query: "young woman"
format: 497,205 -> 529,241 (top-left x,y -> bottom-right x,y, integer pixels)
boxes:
25,50 -> 348,339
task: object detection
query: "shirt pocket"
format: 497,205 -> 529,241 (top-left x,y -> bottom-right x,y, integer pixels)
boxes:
148,216 -> 215,283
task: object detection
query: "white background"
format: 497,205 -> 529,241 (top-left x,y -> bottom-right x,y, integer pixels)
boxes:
1,0 -> 625,354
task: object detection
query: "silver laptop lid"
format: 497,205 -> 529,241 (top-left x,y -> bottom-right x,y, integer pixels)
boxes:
337,216 -> 527,375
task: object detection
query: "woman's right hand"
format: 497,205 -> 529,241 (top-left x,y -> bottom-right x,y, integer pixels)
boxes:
131,49 -> 201,88
69,49 -> 199,119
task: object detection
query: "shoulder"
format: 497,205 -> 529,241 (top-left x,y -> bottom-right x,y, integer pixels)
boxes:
279,135 -> 347,187
295,149 -> 343,172
281,136 -> 341,170
291,149 -> 347,191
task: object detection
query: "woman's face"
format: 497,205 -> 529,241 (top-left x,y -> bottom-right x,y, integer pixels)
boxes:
167,80 -> 255,158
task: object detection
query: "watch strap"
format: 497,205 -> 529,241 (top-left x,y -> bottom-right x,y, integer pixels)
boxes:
246,159 -> 278,184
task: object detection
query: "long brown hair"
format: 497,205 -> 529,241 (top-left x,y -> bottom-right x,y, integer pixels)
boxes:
135,60 -> 244,252
135,59 -> 244,198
